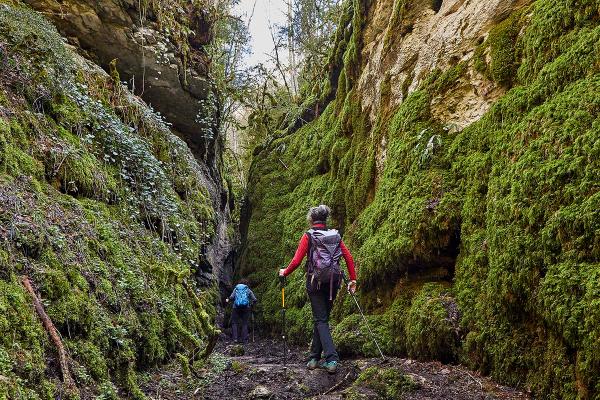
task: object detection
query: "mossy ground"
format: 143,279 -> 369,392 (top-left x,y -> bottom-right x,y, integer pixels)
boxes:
0,4 -> 220,399
240,0 -> 600,398
343,366 -> 419,400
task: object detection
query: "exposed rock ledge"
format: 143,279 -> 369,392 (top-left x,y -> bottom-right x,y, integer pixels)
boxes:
359,0 -> 532,128
23,0 -> 220,167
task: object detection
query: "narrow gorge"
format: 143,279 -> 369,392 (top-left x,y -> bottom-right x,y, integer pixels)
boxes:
239,0 -> 599,398
0,0 -> 598,399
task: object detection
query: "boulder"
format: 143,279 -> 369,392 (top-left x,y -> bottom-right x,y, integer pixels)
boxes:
250,385 -> 273,399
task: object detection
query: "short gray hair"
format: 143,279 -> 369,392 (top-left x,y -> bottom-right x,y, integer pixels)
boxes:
307,205 -> 331,224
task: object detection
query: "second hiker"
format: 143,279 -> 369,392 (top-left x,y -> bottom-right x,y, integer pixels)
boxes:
278,205 -> 357,373
226,279 -> 257,344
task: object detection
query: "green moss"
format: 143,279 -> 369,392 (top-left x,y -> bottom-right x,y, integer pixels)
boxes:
97,382 -> 119,400
0,3 -> 219,398
165,308 -> 202,349
229,344 -> 244,357
404,283 -> 458,362
0,118 -> 6,166
425,62 -> 468,94
241,1 -> 600,398
176,353 -> 191,377
474,8 -> 527,85
123,364 -> 146,400
70,341 -> 109,381
451,4 -> 600,395
0,119 -> 44,178
383,0 -> 408,52
230,360 -> 248,373
347,366 -> 419,399
0,278 -> 48,394
333,313 -> 392,357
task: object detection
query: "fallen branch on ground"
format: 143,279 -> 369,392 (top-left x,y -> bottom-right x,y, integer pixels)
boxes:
465,370 -> 483,390
322,368 -> 357,395
21,275 -> 78,395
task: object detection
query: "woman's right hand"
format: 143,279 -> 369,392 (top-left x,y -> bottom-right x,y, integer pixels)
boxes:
347,280 -> 357,294
278,268 -> 286,277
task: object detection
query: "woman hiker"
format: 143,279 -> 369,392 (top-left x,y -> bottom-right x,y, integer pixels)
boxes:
278,205 -> 357,373
226,279 -> 257,343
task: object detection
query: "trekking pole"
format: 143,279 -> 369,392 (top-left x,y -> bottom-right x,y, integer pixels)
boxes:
251,307 -> 255,343
341,272 -> 385,360
279,275 -> 287,369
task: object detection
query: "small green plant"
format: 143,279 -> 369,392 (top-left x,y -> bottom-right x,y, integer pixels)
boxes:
351,366 -> 419,399
229,344 -> 245,356
230,360 -> 247,373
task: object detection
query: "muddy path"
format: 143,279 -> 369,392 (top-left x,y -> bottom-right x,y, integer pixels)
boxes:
141,335 -> 530,399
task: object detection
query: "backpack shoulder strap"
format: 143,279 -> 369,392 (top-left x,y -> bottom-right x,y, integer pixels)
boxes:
306,229 -> 316,247
305,230 -> 316,270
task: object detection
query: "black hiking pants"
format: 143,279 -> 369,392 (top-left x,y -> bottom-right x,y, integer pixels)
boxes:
232,306 -> 251,343
307,278 -> 340,362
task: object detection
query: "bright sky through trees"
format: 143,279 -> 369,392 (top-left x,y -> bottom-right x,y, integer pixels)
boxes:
232,0 -> 289,67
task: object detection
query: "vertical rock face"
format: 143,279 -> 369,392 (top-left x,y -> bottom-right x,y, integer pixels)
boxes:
241,0 -> 600,398
20,0 -> 236,292
358,0 -> 532,127
0,2 -> 235,397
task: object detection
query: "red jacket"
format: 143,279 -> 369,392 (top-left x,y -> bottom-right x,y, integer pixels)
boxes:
282,224 -> 357,281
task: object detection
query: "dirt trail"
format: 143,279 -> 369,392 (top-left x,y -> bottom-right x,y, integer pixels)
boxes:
142,335 -> 530,399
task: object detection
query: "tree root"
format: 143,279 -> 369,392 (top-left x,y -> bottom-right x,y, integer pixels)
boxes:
198,331 -> 219,360
188,332 -> 219,379
322,370 -> 354,395
181,279 -> 220,376
21,275 -> 78,395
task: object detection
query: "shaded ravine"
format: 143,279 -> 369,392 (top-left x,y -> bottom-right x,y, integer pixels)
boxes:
141,335 -> 531,399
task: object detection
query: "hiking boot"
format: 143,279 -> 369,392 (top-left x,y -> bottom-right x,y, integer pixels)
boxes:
321,361 -> 338,374
306,359 -> 319,370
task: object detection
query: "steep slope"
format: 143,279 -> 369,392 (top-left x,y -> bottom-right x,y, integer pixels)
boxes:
240,0 -> 600,398
0,3 -> 232,398
15,0 -> 236,286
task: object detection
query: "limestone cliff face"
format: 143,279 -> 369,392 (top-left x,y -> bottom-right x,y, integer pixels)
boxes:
355,0 -> 533,179
23,0 -> 235,290
0,3 -> 235,397
358,0 -> 531,127
241,0 -> 600,398
23,0 -> 219,166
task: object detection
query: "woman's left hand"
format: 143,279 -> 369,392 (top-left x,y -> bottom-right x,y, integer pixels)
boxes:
278,268 -> 286,277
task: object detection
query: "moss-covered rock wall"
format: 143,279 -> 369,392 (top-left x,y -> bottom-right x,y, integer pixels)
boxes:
240,0 -> 600,398
22,0 -> 221,166
0,3 -> 227,398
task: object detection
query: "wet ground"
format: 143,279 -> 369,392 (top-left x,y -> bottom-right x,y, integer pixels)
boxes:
141,334 -> 531,399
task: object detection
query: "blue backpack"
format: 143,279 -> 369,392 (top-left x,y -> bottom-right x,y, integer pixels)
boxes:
233,284 -> 250,308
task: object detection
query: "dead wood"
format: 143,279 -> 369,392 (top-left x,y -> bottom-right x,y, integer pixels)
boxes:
21,275 -> 78,394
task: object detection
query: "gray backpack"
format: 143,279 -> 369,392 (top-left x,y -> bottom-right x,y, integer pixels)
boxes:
307,228 -> 342,299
